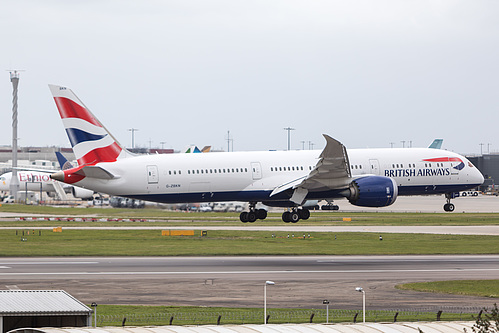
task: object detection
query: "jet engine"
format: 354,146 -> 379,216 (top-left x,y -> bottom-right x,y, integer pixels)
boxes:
71,186 -> 94,200
344,176 -> 398,207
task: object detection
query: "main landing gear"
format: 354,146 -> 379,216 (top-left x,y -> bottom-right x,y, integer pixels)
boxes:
282,207 -> 310,223
443,193 -> 455,212
239,202 -> 267,223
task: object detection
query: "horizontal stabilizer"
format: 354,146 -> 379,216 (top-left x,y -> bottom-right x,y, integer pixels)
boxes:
74,165 -> 116,179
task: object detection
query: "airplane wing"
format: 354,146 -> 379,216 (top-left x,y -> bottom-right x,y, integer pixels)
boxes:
270,135 -> 352,204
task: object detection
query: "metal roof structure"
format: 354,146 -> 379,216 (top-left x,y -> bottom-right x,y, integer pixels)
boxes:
0,290 -> 91,315
8,322 -> 476,333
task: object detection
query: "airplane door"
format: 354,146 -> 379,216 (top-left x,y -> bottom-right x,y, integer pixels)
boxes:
147,165 -> 159,184
251,162 -> 262,180
369,159 -> 380,175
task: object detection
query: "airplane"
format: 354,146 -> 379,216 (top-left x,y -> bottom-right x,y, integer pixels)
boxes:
48,85 -> 484,222
0,153 -> 94,200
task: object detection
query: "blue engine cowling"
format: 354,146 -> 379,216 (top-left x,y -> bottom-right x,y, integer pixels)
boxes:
346,176 -> 398,207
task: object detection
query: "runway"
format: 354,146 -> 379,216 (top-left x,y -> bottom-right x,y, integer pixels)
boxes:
1,255 -> 498,310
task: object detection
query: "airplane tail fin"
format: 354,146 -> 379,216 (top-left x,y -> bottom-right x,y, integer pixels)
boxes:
428,139 -> 443,149
48,85 -> 132,166
55,152 -> 74,170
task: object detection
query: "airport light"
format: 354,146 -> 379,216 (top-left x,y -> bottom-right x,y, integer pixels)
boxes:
264,280 -> 275,324
355,287 -> 365,323
128,128 -> 138,149
323,299 -> 330,323
91,302 -> 98,327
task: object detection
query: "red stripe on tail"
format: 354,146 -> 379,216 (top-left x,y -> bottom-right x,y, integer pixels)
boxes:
53,97 -> 101,126
77,142 -> 122,165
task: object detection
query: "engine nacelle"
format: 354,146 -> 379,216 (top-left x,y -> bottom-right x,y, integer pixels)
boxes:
71,186 -> 94,200
345,176 -> 398,207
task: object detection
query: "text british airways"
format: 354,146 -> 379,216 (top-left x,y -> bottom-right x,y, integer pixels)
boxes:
385,168 -> 451,178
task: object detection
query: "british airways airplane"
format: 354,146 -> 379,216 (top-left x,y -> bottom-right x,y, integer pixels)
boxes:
48,85 -> 484,222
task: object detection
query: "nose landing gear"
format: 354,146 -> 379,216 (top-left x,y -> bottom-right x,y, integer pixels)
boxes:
443,193 -> 456,212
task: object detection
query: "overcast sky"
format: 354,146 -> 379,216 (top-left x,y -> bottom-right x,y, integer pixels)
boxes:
1,0 -> 498,154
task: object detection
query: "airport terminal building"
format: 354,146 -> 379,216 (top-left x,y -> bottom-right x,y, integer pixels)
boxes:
468,153 -> 499,192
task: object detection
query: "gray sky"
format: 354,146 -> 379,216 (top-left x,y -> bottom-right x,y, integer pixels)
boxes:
1,0 -> 498,154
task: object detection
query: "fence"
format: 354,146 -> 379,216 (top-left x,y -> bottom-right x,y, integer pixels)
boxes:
97,306 -> 484,326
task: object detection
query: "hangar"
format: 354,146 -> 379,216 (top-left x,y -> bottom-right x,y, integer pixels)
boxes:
0,290 -> 92,333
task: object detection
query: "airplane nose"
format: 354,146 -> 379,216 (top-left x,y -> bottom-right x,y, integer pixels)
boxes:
50,171 -> 65,182
473,168 -> 485,185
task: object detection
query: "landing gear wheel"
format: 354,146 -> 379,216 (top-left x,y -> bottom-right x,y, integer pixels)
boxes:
256,209 -> 267,220
240,212 -> 249,223
444,203 -> 455,212
290,212 -> 300,223
282,211 -> 291,223
247,211 -> 257,223
444,193 -> 456,212
298,208 -> 310,220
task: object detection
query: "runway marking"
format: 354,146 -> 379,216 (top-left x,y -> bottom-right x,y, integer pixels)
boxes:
0,268 -> 498,276
0,262 -> 99,265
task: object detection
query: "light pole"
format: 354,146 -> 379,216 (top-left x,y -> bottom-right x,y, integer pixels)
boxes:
355,287 -> 365,323
323,299 -> 330,323
264,280 -> 275,324
128,128 -> 138,149
91,302 -> 98,327
283,127 -> 295,151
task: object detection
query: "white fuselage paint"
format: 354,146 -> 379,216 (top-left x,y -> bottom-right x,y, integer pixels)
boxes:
71,147 -> 484,205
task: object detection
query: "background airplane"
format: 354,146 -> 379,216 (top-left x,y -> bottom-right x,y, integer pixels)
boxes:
48,85 -> 484,222
0,153 -> 94,201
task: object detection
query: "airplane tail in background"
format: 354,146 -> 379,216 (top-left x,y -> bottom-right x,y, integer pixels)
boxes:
428,139 -> 443,149
48,85 -> 131,166
55,152 -> 74,170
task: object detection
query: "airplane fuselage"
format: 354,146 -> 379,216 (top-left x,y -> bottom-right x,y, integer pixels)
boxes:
70,147 -> 483,205
0,171 -> 56,192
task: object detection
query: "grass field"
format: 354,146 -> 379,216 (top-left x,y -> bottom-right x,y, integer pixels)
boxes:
396,280 -> 499,298
1,204 -> 499,227
2,229 -> 498,256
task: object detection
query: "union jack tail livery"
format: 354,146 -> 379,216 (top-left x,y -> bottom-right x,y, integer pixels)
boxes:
48,85 -> 130,166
